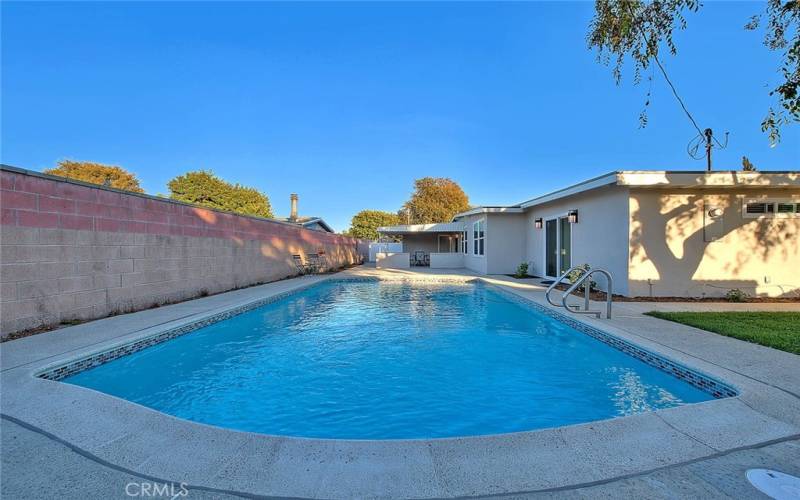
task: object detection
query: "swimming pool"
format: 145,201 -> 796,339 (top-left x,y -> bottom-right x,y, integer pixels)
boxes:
61,280 -> 728,439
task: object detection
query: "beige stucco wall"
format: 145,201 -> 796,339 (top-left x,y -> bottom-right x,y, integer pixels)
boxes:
457,214 -> 487,274
402,234 -> 446,255
375,252 -> 410,269
525,186 -> 630,294
628,188 -> 800,297
430,253 -> 464,268
485,213 -> 527,275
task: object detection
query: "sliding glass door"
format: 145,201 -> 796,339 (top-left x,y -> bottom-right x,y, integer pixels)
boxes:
437,234 -> 459,253
545,219 -> 558,277
559,217 -> 571,275
545,217 -> 572,277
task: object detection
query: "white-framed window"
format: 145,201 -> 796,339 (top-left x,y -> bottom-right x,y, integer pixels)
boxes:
743,199 -> 800,218
462,227 -> 468,254
472,219 -> 485,256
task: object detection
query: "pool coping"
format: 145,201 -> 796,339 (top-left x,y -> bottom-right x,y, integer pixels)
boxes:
35,276 -> 737,402
2,269 -> 800,498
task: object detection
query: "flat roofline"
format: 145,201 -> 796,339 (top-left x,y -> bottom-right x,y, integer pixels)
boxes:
619,169 -> 800,174
518,172 -> 619,209
445,169 -> 800,218
453,206 -> 524,218
377,222 -> 464,234
616,170 -> 800,185
517,170 -> 800,209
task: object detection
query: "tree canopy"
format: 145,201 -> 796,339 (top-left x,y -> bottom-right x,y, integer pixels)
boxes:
344,210 -> 401,240
167,170 -> 273,218
588,0 -> 798,145
43,160 -> 144,193
400,177 -> 470,224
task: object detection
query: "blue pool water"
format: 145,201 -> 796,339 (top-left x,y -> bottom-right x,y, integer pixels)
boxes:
66,281 -> 713,439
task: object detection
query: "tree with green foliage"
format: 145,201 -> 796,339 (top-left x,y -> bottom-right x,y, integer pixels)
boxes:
44,160 -> 144,192
400,177 -> 470,224
588,0 -> 798,145
167,170 -> 273,218
344,210 -> 401,240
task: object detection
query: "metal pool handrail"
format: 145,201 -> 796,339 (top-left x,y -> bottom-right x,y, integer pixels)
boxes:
545,265 -> 614,319
562,268 -> 613,319
545,265 -> 586,308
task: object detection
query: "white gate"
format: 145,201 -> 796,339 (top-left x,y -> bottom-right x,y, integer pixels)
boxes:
368,242 -> 402,262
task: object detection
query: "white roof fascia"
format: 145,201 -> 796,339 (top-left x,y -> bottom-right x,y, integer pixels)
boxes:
616,170 -> 800,188
377,222 -> 464,234
452,206 -> 524,219
517,172 -> 619,209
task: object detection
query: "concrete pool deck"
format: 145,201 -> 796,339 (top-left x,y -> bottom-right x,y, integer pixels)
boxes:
2,266 -> 799,498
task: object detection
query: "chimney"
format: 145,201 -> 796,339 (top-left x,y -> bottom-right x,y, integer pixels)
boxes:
290,193 -> 298,221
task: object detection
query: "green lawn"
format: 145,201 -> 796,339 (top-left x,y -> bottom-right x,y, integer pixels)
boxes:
644,311 -> 800,355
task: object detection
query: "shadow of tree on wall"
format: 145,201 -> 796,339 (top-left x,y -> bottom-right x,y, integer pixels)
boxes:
107,206 -> 365,313
628,172 -> 798,298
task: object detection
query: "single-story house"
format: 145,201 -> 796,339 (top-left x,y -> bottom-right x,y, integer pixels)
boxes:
276,193 -> 334,233
378,170 -> 800,298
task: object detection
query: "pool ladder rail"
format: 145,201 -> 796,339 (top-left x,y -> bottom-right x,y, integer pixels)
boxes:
545,265 -> 613,319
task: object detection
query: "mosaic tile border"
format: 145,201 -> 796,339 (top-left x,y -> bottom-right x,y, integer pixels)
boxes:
485,283 -> 738,399
38,276 -> 476,381
37,279 -> 329,381
337,276 -> 478,284
39,276 -> 737,400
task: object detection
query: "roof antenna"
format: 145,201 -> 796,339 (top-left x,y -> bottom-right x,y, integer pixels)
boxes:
688,128 -> 729,171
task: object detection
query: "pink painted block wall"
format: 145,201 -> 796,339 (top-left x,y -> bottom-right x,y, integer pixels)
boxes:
0,167 -> 367,337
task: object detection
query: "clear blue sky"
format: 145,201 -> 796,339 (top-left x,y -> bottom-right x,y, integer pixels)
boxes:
2,2 -> 797,231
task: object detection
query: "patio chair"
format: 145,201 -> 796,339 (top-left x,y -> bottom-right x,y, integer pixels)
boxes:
292,254 -> 313,275
318,253 -> 330,271
308,253 -> 328,273
413,251 -> 426,267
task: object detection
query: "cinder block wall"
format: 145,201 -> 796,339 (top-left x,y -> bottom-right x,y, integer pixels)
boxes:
0,166 -> 366,337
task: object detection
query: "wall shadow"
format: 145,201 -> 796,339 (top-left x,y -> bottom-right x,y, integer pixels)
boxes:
628,173 -> 798,298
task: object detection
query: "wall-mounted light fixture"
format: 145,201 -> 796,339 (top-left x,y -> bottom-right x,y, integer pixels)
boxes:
568,209 -> 579,224
707,207 -> 724,218
534,218 -> 543,229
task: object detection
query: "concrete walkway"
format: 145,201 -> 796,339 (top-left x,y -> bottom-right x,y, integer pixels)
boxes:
3,415 -> 798,499
1,417 -> 241,500
2,266 -> 799,499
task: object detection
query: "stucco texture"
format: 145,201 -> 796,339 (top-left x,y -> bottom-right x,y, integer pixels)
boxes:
458,214 -> 487,275
485,213 -> 526,275
628,188 -> 800,298
525,186 -> 630,294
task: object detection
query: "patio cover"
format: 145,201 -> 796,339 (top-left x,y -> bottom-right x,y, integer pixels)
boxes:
377,222 -> 464,235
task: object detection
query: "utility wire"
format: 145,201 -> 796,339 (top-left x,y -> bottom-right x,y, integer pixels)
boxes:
651,52 -> 704,136
625,2 -> 704,136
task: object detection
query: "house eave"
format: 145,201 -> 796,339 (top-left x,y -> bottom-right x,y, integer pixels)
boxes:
616,170 -> 800,188
300,218 -> 334,233
517,172 -> 619,209
377,222 -> 465,235
516,170 -> 800,210
452,206 -> 524,218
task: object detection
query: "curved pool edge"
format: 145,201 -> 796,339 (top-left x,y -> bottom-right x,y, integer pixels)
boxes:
2,270 -> 800,498
36,275 -> 738,403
